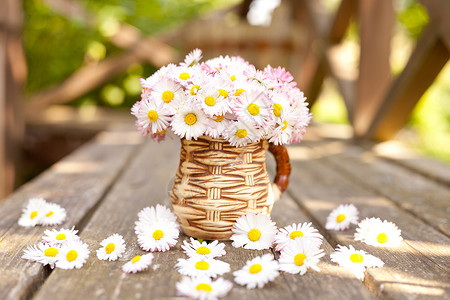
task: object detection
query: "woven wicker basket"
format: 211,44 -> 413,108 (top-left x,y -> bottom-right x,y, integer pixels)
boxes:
170,136 -> 291,240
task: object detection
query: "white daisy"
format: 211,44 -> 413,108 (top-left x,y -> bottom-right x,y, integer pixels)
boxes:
224,120 -> 261,147
40,202 -> 66,226
233,89 -> 272,127
18,198 -> 48,227
181,48 -> 203,67
231,213 -> 277,250
55,240 -> 90,269
151,78 -> 184,112
171,66 -> 197,87
175,257 -> 230,278
274,222 -> 323,252
140,64 -> 176,89
171,103 -> 208,140
233,254 -> 279,289
42,227 -> 80,247
268,91 -> 291,119
22,242 -> 61,269
355,218 -> 403,247
268,112 -> 297,146
278,238 -> 325,275
176,276 -> 233,300
325,204 -> 359,231
205,115 -> 233,139
122,253 -> 154,274
196,84 -> 231,117
330,244 -> 384,280
136,204 -> 178,225
135,219 -> 179,252
181,238 -> 226,259
135,98 -> 172,134
96,233 -> 126,261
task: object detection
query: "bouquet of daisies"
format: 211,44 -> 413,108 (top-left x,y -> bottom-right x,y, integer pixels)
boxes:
131,49 -> 311,146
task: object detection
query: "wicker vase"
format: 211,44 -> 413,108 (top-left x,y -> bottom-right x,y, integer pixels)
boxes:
170,136 -> 291,240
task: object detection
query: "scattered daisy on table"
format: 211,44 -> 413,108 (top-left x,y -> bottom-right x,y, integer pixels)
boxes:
330,244 -> 384,280
278,238 -> 325,275
325,204 -> 359,231
274,222 -> 323,251
230,212 -> 277,250
176,257 -> 230,278
40,201 -> 66,226
96,233 -> 126,261
233,253 -> 279,289
122,253 -> 154,274
55,240 -> 90,269
22,242 -> 61,269
42,227 -> 80,246
354,217 -> 403,247
176,276 -> 233,300
182,238 -> 226,259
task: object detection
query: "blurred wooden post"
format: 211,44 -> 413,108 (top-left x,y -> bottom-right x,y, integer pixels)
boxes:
0,0 -> 26,199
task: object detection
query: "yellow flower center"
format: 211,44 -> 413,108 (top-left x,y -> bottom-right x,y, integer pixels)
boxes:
105,243 -> 115,254
132,256 -> 141,263
195,261 -> 209,270
336,214 -> 346,223
247,228 -> 261,241
56,233 -> 66,241
350,253 -> 364,263
185,113 -> 197,125
196,246 -> 211,255
190,85 -> 200,95
230,75 -> 236,81
218,89 -> 228,98
289,230 -> 304,239
179,72 -> 190,80
205,96 -> 216,106
46,211 -> 54,217
44,247 -> 59,257
66,250 -> 78,262
249,264 -> 262,274
30,211 -> 38,219
196,283 -> 213,292
273,103 -> 283,117
235,88 -> 245,97
214,115 -> 224,122
247,103 -> 260,116
162,90 -> 174,103
236,129 -> 248,139
147,110 -> 158,122
294,253 -> 307,266
157,129 -> 166,135
281,120 -> 288,131
377,233 -> 388,244
153,230 -> 164,240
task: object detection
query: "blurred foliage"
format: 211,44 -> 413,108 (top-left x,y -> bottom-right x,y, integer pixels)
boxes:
397,0 -> 429,39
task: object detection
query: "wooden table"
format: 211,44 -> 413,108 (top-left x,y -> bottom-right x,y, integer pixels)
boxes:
1,123 -> 449,300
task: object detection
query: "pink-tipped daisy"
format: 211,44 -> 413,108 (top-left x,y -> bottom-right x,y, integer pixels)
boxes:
205,115 -> 233,139
278,238 -> 325,275
175,257 -> 230,278
181,48 -> 203,67
325,204 -> 359,231
176,276 -> 233,300
135,98 -> 172,134
355,218 -> 403,247
231,213 -> 277,250
274,222 -> 323,252
55,240 -> 90,269
122,253 -> 154,273
22,242 -> 61,269
96,233 -> 126,261
42,227 -> 80,246
18,198 -> 48,227
233,89 -> 272,127
171,102 -> 208,140
233,254 -> 279,289
330,244 -> 384,280
181,238 -> 226,259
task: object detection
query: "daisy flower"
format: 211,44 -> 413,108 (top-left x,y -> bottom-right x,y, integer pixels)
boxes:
274,222 -> 323,252
176,257 -> 230,278
22,242 -> 61,269
181,48 -> 203,67
268,114 -> 296,145
181,238 -> 226,259
233,89 -> 272,127
18,198 -> 47,227
136,204 -> 178,225
96,233 -> 126,261
55,240 -> 90,269
151,78 -> 184,112
325,204 -> 359,231
230,213 -> 277,250
135,99 -> 172,134
196,84 -> 231,117
40,202 -> 66,226
355,218 -> 403,247
224,120 -> 261,147
135,219 -> 179,252
140,64 -> 176,89
171,103 -> 208,140
233,254 -> 279,289
278,238 -> 325,275
122,253 -> 154,274
171,66 -> 197,87
176,276 -> 233,300
330,244 -> 384,280
42,227 -> 80,246
205,115 -> 233,139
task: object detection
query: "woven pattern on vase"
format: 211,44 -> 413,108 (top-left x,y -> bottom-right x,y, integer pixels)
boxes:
170,136 -> 274,240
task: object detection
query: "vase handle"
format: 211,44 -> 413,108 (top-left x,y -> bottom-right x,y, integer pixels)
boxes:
268,144 -> 291,200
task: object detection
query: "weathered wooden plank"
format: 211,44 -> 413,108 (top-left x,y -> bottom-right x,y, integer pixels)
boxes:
0,127 -> 142,300
284,144 -> 450,299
